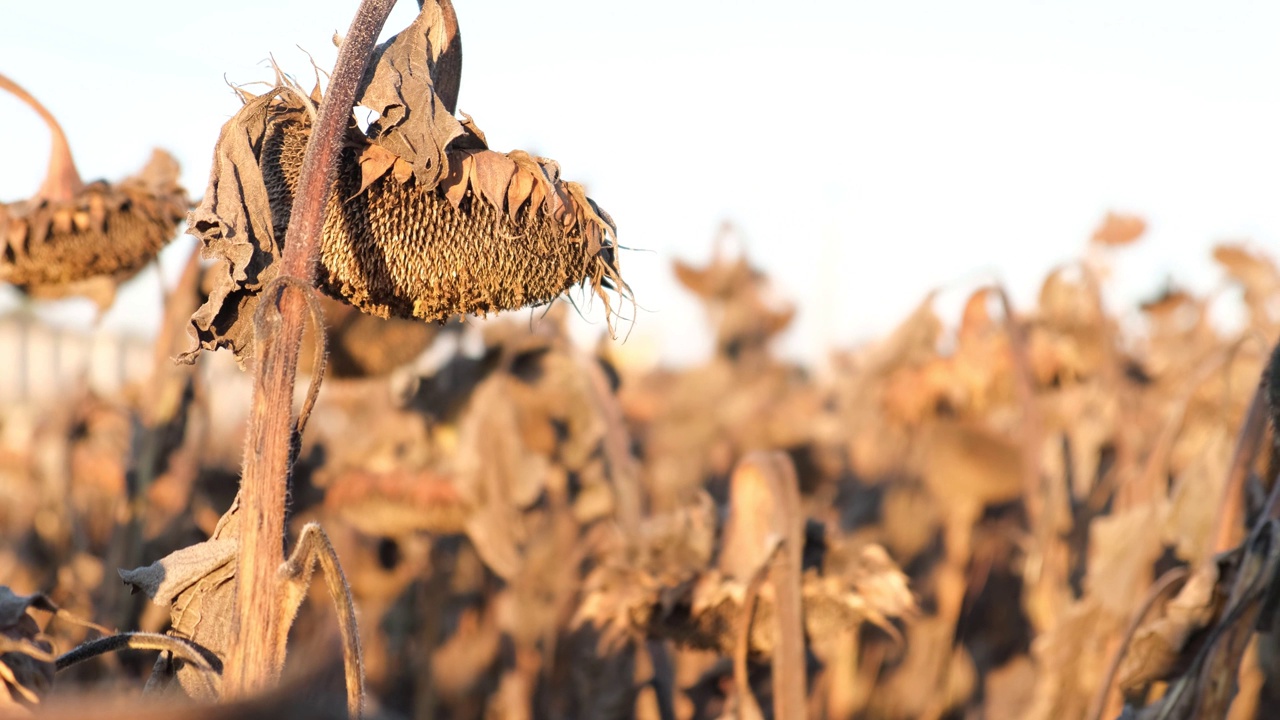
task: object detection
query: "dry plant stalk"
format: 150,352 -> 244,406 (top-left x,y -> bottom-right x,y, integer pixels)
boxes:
224,0 -> 398,704
722,451 -> 807,720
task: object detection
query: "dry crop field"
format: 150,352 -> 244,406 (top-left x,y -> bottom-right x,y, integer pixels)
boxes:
2,2 -> 1280,719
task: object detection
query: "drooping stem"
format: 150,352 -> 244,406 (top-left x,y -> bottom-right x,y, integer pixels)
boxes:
225,0 -> 398,702
0,73 -> 84,202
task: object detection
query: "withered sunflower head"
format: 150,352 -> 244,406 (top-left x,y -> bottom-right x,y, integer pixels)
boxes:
183,2 -> 628,366
0,74 -> 189,309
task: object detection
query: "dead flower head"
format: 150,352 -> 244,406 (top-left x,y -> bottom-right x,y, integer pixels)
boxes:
182,0 -> 627,366
0,74 -> 189,308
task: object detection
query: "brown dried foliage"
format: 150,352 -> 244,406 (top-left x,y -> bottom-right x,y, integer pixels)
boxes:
0,588 -> 57,707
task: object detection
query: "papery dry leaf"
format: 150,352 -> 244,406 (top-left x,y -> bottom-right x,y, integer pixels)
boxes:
455,375 -> 544,579
1164,423 -> 1233,562
1118,561 -> 1222,693
1104,509 -> 1280,719
120,508 -> 241,700
1212,244 -> 1280,298
916,420 -> 1024,508
1213,243 -> 1280,330
355,0 -> 467,188
674,251 -> 795,358
1091,212 -> 1147,246
1086,505 -> 1168,619
183,89 -> 287,362
0,587 -> 57,707
306,294 -> 439,377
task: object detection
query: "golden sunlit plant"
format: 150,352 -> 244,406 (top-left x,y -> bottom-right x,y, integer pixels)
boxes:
9,1 -> 1280,717
42,0 -> 631,716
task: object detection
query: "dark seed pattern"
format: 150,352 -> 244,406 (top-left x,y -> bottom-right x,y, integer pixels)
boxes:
262,113 -> 604,323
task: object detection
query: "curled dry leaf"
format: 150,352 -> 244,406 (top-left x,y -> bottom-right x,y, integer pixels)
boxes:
673,248 -> 795,358
0,587 -> 57,707
118,505 -> 362,715
119,510 -> 240,701
1117,560 -> 1222,694
1212,244 -> 1280,298
182,1 -> 625,366
355,0 -> 467,188
0,74 -> 188,307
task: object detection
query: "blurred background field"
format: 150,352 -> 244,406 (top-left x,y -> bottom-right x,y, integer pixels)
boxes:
2,220 -> 1279,717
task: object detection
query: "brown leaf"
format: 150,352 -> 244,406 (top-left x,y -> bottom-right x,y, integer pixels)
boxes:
119,539 -> 238,608
0,587 -> 57,707
355,0 -> 466,189
1213,243 -> 1280,328
470,152 -> 519,212
1118,562 -> 1221,692
120,507 -> 242,701
442,150 -> 477,208
458,111 -> 487,146
181,89 -> 288,364
356,143 -> 402,196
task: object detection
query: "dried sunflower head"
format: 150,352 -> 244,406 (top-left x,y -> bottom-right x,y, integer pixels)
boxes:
0,74 -> 189,308
182,1 -> 627,366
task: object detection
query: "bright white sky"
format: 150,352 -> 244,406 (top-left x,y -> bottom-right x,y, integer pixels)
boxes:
1,0 -> 1278,364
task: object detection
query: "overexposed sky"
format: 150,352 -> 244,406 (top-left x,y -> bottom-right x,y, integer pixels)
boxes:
1,0 -> 1278,364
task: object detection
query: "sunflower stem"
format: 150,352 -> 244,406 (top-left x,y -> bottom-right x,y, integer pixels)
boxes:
225,0 -> 397,705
